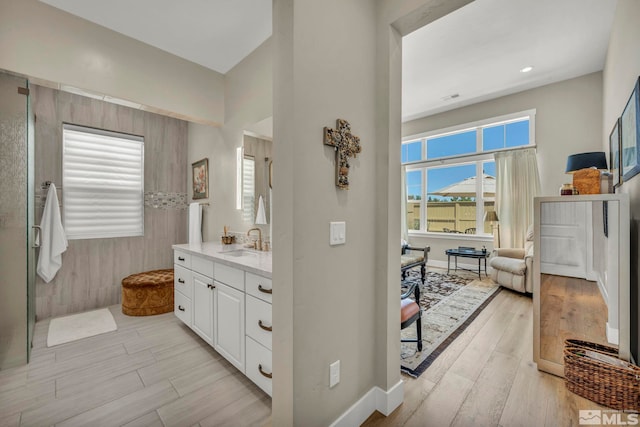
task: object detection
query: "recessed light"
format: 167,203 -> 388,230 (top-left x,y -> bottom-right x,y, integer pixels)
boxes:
520,66 -> 534,73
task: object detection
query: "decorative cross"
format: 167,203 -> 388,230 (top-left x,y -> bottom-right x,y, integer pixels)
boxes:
323,119 -> 362,189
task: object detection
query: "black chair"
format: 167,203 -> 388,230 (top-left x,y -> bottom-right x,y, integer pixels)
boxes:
401,281 -> 422,351
401,245 -> 429,284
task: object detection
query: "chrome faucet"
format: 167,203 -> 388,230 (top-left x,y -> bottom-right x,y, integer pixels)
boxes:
247,228 -> 262,251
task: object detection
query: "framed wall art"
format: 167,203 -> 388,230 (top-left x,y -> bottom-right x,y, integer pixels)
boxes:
609,117 -> 621,190
192,158 -> 209,199
621,77 -> 640,182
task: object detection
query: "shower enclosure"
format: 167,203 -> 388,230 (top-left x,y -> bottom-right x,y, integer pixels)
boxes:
0,70 -> 36,369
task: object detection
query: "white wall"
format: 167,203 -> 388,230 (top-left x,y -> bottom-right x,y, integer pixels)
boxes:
0,0 -> 224,125
403,72 -> 603,260
403,72 -> 604,197
272,0 -> 473,425
186,38 -> 272,242
602,0 -> 640,362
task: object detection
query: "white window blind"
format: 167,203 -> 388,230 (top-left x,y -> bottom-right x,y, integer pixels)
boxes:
62,124 -> 144,240
242,156 -> 255,222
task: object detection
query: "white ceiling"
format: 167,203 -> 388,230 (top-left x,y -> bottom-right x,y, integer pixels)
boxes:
40,0 -> 616,124
39,0 -> 272,74
402,0 -> 617,122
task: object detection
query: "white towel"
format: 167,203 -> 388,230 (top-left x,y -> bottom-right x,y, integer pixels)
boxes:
37,184 -> 68,283
255,195 -> 267,225
189,202 -> 202,244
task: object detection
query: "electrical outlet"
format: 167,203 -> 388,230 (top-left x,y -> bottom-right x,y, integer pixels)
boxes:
329,360 -> 340,388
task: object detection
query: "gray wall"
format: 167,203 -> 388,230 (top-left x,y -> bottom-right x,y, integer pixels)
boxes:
33,85 -> 188,319
187,38 -> 273,243
403,73 -> 603,262
271,0 -> 472,424
602,0 -> 640,362
403,72 -> 604,197
0,0 -> 224,125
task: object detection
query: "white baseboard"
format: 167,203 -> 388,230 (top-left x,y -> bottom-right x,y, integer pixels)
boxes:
329,380 -> 404,427
607,322 -> 619,345
596,275 -> 609,306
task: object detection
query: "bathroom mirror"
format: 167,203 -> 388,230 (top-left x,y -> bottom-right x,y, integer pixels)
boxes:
533,194 -> 630,377
242,117 -> 273,224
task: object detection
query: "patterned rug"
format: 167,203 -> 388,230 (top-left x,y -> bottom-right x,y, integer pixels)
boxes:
400,269 -> 501,378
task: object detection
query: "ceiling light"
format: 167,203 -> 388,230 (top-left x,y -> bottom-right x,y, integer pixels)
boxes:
520,66 -> 534,73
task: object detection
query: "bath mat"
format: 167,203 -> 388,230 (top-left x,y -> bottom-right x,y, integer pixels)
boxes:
47,308 -> 117,347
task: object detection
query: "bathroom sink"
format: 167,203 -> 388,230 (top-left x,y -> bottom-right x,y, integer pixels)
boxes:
220,249 -> 258,258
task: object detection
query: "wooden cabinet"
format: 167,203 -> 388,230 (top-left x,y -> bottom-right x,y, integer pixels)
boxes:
173,248 -> 271,395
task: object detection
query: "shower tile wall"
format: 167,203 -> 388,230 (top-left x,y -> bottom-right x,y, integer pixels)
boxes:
33,86 -> 188,319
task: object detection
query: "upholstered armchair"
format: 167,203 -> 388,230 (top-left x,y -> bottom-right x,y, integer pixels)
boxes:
489,226 -> 534,293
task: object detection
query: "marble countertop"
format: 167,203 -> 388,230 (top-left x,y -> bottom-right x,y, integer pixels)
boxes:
172,242 -> 272,278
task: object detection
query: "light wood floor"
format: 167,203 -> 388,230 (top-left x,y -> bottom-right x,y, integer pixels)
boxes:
363,288 -> 606,427
541,274 -> 611,365
1,291 -> 606,426
0,306 -> 271,426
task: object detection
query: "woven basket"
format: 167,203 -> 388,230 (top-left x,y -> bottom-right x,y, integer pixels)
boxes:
564,339 -> 640,411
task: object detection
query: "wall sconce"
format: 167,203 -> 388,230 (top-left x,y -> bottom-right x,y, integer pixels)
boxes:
236,147 -> 243,210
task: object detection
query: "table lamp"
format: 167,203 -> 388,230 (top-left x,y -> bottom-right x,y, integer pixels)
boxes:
484,211 -> 500,248
565,152 -> 608,194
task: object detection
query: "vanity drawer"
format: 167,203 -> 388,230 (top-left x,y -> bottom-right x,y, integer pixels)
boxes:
246,273 -> 272,303
246,295 -> 272,350
174,291 -> 192,326
174,251 -> 191,269
215,263 -> 244,291
192,255 -> 214,278
174,265 -> 193,299
245,337 -> 272,396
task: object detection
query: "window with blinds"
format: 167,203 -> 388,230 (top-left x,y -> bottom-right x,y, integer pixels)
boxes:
62,124 -> 144,240
242,155 -> 255,223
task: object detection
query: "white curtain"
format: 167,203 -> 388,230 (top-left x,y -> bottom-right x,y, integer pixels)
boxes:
401,165 -> 409,243
494,148 -> 541,248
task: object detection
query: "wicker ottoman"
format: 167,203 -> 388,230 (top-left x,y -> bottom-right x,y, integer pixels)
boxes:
121,269 -> 174,316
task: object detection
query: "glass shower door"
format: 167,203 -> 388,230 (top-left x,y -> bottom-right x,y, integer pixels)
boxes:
0,70 -> 35,368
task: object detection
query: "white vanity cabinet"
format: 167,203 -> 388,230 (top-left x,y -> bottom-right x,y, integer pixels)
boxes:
213,282 -> 245,371
244,272 -> 273,396
192,271 -> 214,345
172,244 -> 272,395
173,252 -> 193,327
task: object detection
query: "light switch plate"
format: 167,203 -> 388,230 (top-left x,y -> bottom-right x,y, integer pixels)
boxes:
329,360 -> 340,388
329,221 -> 346,245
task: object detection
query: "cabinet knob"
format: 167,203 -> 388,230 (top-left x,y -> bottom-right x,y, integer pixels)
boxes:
258,364 -> 272,379
178,256 -> 185,261
258,284 -> 272,294
178,278 -> 185,284
207,283 -> 215,289
258,320 -> 273,332
178,305 -> 185,312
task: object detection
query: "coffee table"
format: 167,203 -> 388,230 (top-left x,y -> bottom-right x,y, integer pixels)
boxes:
445,248 -> 490,279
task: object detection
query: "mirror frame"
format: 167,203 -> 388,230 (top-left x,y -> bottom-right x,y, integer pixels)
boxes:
533,193 -> 630,377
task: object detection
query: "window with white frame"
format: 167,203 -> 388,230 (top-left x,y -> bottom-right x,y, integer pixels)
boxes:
62,124 -> 144,240
242,155 -> 256,222
402,111 -> 535,235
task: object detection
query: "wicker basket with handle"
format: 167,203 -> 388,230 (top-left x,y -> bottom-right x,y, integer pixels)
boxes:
564,339 -> 640,411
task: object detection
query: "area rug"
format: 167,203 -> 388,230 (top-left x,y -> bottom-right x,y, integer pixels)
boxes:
401,270 -> 501,378
47,308 -> 117,347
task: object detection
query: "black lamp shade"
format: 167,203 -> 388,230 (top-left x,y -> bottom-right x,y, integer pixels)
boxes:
565,152 -> 608,173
